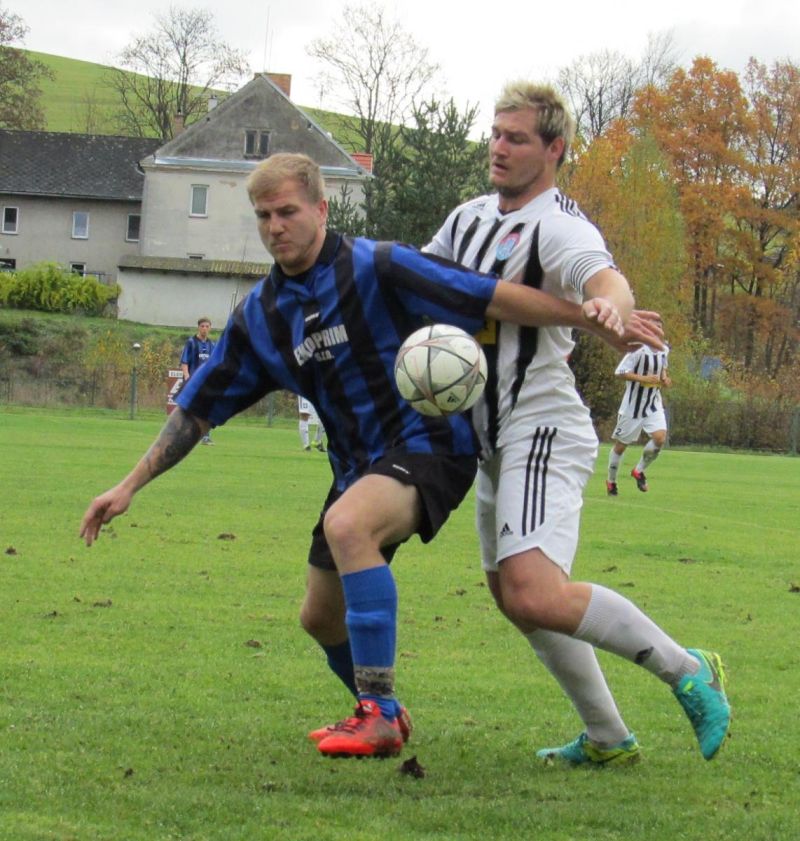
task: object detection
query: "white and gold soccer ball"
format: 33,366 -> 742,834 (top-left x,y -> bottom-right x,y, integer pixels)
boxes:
394,324 -> 488,417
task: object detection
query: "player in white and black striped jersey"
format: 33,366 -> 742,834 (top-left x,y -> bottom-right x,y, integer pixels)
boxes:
607,343 -> 671,494
425,81 -> 729,765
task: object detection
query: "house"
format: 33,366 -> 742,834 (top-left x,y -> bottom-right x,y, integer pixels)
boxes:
0,130 -> 160,280
0,72 -> 371,328
119,72 -> 370,327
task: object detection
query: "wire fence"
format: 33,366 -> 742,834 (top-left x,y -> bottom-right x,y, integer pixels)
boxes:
1,370 -> 798,454
0,370 -> 299,424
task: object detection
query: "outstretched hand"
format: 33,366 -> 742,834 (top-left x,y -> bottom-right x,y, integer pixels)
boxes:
581,298 -> 624,338
79,484 -> 134,546
620,310 -> 665,351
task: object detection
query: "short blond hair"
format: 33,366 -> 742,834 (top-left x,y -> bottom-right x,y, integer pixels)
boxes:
246,153 -> 325,203
495,81 -> 576,167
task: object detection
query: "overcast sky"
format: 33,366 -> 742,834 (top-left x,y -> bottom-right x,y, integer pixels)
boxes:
17,0 -> 800,131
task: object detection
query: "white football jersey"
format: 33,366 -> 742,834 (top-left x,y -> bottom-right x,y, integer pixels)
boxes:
425,187 -> 616,455
298,396 -> 320,423
614,344 -> 670,419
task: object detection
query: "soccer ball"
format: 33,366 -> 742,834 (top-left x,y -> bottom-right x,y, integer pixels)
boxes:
394,324 -> 487,417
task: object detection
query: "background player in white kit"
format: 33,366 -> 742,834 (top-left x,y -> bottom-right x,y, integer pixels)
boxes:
298,395 -> 326,452
607,342 -> 671,495
425,81 -> 729,764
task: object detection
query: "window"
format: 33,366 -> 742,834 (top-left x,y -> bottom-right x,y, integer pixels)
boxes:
187,253 -> 205,260
190,185 -> 208,217
2,206 -> 18,234
126,214 -> 141,242
70,262 -> 86,275
244,129 -> 270,158
72,211 -> 89,239
0,258 -> 16,271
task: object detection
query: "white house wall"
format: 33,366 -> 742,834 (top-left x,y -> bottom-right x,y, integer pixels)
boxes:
117,268 -> 260,328
139,165 -> 364,264
0,194 -> 140,280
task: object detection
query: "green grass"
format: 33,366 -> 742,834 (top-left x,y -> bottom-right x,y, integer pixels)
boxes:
1,408 -> 798,840
29,50 -> 355,144
29,51 -> 128,135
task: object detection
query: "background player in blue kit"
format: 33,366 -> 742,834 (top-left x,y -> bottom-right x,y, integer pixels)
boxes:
180,317 -> 216,445
80,152 -> 655,759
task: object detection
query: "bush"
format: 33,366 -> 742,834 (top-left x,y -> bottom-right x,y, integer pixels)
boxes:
0,262 -> 118,316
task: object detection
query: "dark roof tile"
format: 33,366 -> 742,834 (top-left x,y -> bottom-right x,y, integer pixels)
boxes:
0,130 -> 160,200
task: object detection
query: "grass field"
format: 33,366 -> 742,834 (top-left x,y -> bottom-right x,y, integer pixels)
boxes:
1,407 -> 798,840
29,50 -> 353,144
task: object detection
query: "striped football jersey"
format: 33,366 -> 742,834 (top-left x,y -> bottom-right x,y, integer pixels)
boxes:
425,187 -> 616,455
615,344 -> 670,419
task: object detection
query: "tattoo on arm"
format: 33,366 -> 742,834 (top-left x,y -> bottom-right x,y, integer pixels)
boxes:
143,410 -> 203,480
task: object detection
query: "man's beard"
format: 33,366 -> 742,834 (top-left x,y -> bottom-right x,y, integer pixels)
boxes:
494,172 -> 540,199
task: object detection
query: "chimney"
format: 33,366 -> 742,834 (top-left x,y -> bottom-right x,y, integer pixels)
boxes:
351,152 -> 373,173
207,96 -> 218,111
266,73 -> 292,98
171,112 -> 185,136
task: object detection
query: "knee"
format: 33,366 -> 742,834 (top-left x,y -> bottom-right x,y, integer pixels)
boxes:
500,590 -> 551,631
650,431 -> 666,449
500,584 -> 574,633
299,598 -> 344,643
323,504 -> 369,561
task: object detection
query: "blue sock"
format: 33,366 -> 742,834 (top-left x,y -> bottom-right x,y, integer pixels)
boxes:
321,640 -> 357,698
341,565 -> 397,720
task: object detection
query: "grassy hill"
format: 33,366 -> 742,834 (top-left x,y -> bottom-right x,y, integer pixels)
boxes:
29,51 -> 127,134
29,50 -> 358,147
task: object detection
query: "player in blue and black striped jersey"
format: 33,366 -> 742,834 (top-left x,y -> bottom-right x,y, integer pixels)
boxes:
79,152 -> 642,759
180,317 -> 216,444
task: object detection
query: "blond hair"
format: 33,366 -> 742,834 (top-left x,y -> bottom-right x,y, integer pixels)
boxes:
246,153 -> 325,203
495,81 -> 576,167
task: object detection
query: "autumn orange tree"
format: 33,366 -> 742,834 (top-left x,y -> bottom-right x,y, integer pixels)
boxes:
730,59 -> 800,381
564,123 -> 690,420
628,56 -> 799,388
632,57 -> 752,336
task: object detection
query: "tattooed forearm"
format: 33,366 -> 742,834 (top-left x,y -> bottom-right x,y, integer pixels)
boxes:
143,409 -> 204,480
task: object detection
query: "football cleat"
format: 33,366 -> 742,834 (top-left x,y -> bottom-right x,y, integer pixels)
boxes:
606,481 -> 618,496
310,704 -> 412,744
536,732 -> 641,767
631,468 -> 648,492
316,442 -> 326,452
316,699 -> 403,758
674,649 -> 730,760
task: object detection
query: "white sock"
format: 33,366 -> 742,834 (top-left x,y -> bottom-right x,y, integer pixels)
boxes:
574,585 -> 698,687
526,628 -> 630,747
607,449 -> 622,482
637,439 -> 661,472
299,419 -> 309,447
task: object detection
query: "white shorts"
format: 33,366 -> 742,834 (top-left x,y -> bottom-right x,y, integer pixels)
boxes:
476,424 -> 597,576
298,397 -> 320,424
612,409 -> 667,445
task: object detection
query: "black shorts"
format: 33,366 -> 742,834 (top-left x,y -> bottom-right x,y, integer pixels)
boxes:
307,450 -> 477,571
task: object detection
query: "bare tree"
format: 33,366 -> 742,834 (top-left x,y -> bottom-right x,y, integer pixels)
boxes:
105,6 -> 249,140
640,31 -> 680,88
74,86 -> 115,134
307,4 -> 439,156
0,6 -> 54,129
557,31 -> 678,141
306,4 -> 439,234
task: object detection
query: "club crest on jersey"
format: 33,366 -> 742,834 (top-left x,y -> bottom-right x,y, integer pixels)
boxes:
495,232 -> 520,262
